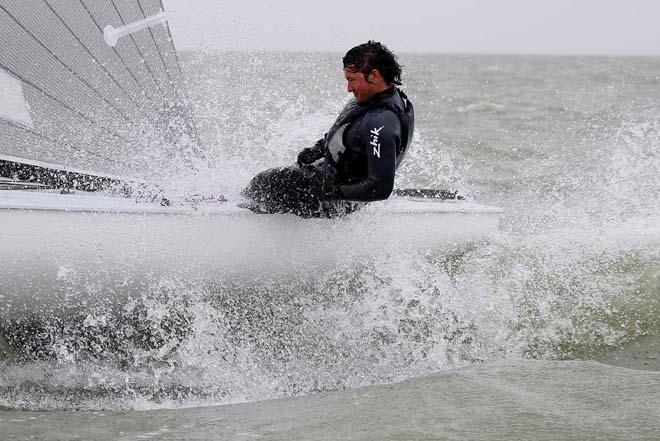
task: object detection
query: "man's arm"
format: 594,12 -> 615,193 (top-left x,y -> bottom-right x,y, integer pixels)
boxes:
339,111 -> 400,202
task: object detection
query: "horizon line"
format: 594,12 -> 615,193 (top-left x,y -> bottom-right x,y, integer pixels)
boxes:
173,47 -> 660,58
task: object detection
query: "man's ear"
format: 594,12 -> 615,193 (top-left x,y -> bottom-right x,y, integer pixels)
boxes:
369,69 -> 383,84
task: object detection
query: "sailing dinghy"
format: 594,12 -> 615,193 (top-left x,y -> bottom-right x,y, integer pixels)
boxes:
0,1 -> 501,320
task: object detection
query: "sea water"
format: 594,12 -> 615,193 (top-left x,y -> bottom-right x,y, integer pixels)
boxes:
1,53 -> 659,439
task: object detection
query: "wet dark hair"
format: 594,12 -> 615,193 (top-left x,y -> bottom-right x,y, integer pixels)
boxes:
342,40 -> 403,86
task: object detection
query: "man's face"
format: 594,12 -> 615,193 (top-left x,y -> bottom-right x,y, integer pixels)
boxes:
344,67 -> 374,103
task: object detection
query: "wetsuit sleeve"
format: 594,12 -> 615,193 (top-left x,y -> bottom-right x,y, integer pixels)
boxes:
339,111 -> 400,201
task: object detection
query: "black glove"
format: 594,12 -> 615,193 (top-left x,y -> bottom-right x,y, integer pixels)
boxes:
296,138 -> 325,166
297,148 -> 320,166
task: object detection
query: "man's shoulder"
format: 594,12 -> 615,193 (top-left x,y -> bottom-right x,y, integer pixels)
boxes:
362,106 -> 401,127
354,107 -> 401,143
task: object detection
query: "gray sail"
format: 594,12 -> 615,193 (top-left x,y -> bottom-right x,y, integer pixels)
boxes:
0,0 -> 200,184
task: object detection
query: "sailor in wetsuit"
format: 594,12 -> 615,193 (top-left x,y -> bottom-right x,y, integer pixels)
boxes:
242,41 -> 414,218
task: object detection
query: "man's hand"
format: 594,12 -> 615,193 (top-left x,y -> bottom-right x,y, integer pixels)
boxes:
297,147 -> 320,166
296,138 -> 325,166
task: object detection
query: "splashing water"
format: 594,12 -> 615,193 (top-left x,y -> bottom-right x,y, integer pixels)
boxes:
1,53 -> 659,411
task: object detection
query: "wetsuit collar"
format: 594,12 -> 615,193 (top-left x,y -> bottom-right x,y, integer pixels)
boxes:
364,86 -> 396,105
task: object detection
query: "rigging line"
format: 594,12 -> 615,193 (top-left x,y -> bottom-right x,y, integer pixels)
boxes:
77,0 -> 159,106
0,60 -> 132,144
137,0 -> 177,92
0,4 -> 133,125
110,0 -> 167,99
0,116 -> 125,167
42,0 -> 143,114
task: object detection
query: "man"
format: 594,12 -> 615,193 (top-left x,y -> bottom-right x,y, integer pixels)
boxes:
242,41 -> 415,218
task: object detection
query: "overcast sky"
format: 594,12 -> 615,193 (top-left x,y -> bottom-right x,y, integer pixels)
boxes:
163,0 -> 660,55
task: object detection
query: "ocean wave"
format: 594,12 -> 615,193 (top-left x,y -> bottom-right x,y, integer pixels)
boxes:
1,230 -> 657,411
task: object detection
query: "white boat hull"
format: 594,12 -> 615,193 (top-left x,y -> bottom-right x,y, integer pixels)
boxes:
0,190 -> 501,321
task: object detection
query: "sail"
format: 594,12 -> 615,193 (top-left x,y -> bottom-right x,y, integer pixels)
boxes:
0,0 -> 200,185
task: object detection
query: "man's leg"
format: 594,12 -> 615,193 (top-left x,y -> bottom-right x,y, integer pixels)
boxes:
242,163 -> 362,218
242,165 -> 325,217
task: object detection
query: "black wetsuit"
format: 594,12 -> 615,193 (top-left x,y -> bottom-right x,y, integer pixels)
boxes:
243,87 -> 414,217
